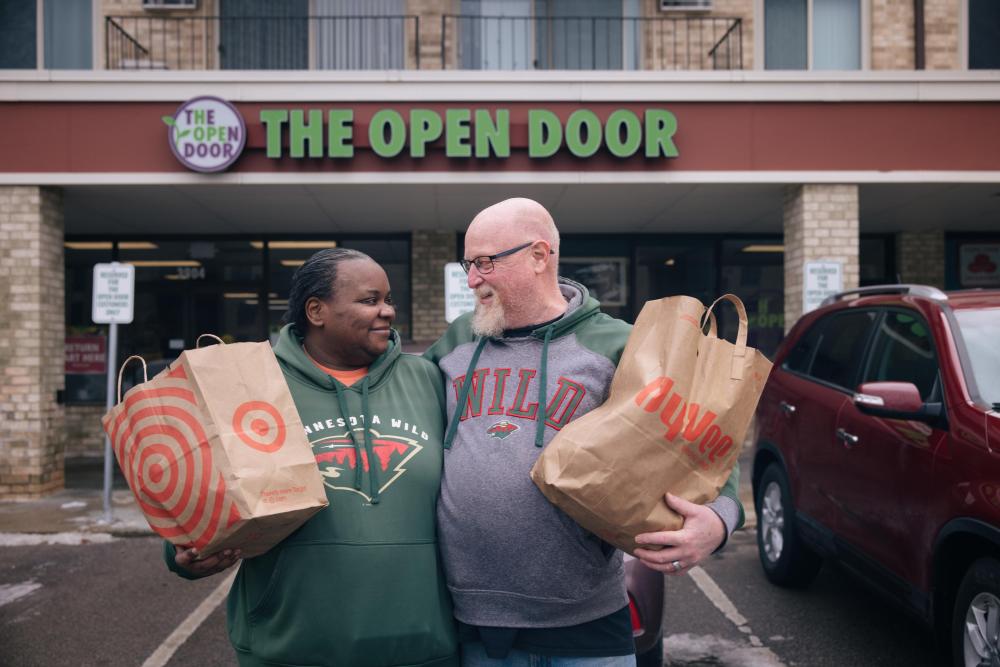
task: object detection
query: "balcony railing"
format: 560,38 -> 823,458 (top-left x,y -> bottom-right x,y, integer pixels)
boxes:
105,15 -> 420,70
442,15 -> 743,70
103,13 -> 743,71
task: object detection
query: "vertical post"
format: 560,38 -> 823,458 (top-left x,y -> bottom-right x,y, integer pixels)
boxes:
102,321 -> 118,523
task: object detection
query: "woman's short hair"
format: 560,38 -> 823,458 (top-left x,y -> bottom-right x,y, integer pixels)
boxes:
285,247 -> 371,336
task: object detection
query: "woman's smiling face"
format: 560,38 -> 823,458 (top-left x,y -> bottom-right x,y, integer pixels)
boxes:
310,258 -> 395,369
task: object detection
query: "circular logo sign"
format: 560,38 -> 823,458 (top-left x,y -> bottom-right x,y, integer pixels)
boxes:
163,96 -> 246,173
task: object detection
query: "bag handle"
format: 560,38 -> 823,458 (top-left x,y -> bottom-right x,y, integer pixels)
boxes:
704,293 -> 749,380
700,310 -> 718,337
196,333 -> 225,348
117,355 -> 148,404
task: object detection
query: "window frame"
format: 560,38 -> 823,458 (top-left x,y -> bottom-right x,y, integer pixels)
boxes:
781,307 -> 880,393
754,0 -> 871,71
858,306 -> 942,402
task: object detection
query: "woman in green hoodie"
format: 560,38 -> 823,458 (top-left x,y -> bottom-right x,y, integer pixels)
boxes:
165,248 -> 458,667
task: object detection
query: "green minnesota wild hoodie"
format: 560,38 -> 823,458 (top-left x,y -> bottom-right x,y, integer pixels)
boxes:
165,324 -> 458,667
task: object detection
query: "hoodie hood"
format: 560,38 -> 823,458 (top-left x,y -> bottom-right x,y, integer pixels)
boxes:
273,322 -> 401,393
525,278 -> 600,341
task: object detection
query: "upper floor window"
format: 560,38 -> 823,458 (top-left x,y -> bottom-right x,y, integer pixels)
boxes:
0,0 -> 92,69
764,0 -> 861,70
969,0 -> 1000,69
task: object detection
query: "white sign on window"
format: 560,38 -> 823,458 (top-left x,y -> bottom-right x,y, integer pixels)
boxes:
92,262 -> 135,324
803,261 -> 842,314
959,244 -> 1000,287
444,262 -> 475,323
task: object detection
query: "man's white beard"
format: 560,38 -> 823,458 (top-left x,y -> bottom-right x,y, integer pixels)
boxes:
471,296 -> 506,338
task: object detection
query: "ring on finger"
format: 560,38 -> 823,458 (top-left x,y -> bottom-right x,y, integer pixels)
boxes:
671,559 -> 683,571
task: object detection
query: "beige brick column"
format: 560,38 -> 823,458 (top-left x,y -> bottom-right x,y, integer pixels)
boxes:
407,0 -> 459,69
0,186 -> 66,498
783,184 -> 860,333
411,230 -> 456,343
871,0 -> 915,69
897,231 -> 945,288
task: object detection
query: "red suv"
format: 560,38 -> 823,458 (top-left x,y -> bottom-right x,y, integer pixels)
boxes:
751,285 -> 1000,667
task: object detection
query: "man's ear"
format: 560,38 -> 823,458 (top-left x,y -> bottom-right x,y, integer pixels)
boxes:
304,296 -> 326,327
531,241 -> 551,273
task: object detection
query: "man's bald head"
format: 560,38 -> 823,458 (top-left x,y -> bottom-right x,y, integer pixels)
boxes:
463,197 -> 567,332
468,198 -> 560,257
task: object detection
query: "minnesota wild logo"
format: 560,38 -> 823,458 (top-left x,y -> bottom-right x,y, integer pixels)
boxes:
487,420 -> 519,440
163,96 -> 245,173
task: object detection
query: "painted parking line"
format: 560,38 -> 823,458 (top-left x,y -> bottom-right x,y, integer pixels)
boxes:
0,581 -> 42,608
142,570 -> 237,667
687,565 -> 786,666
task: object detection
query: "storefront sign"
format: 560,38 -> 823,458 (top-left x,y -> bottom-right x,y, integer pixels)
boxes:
93,262 -> 135,324
65,335 -> 107,374
960,244 -> 1000,287
260,108 -> 678,160
164,96 -> 246,172
444,262 -> 475,323
803,261 -> 843,313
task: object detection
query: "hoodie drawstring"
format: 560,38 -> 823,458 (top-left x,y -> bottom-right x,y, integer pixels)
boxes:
443,336 -> 489,449
360,376 -> 380,505
331,380 -> 364,493
534,326 -> 554,447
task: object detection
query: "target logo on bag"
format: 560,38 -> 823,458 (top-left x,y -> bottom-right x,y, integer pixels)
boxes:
106,365 -> 242,550
233,401 -> 287,453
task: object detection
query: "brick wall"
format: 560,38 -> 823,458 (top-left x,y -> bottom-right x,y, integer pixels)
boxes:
0,187 -> 66,499
897,231 -> 945,288
871,0 -> 915,69
783,184 -> 860,332
407,0 -> 458,69
641,0 -> 753,70
924,0 -> 960,70
65,405 -> 107,459
411,230 -> 456,342
101,0 -> 220,70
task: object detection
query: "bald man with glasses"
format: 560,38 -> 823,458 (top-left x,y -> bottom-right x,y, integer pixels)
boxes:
425,198 -> 743,667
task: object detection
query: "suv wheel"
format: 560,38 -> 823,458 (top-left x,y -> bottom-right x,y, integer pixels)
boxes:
953,557 -> 1000,667
756,463 -> 822,588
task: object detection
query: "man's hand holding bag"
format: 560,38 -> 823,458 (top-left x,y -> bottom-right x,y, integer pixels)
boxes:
530,294 -> 772,555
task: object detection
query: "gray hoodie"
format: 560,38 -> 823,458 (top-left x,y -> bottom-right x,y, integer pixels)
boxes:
424,280 -> 743,628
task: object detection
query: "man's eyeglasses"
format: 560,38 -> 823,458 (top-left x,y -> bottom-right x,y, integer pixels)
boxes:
460,242 -> 553,274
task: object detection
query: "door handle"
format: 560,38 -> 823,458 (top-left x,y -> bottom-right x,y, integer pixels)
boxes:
780,401 -> 797,415
836,428 -> 859,448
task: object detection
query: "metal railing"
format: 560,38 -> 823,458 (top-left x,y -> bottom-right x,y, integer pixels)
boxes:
442,15 -> 743,70
105,17 -> 153,70
105,15 -> 420,70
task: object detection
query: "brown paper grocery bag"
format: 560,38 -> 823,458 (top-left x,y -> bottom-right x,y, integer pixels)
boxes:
530,294 -> 772,555
102,336 -> 328,558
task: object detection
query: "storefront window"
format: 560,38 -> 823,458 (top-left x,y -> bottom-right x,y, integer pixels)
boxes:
116,241 -> 265,378
635,239 -> 716,308
720,239 -> 784,358
64,242 -> 113,404
561,237 -> 632,321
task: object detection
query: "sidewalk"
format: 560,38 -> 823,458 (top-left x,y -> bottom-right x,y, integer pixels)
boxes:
0,458 -> 150,538
0,448 -> 756,538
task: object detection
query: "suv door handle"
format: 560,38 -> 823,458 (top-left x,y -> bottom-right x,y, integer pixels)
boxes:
780,401 -> 797,415
836,428 -> 859,448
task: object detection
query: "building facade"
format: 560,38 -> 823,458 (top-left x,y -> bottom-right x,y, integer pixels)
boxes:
1,0 -> 999,498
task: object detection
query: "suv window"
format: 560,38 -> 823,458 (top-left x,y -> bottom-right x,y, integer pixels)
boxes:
862,309 -> 938,400
784,319 -> 825,374
801,310 -> 877,389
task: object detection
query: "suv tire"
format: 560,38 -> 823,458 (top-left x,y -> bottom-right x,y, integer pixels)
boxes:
952,557 -> 1000,667
756,463 -> 822,588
